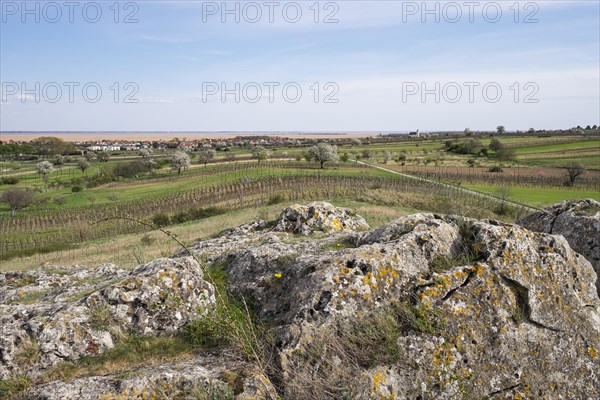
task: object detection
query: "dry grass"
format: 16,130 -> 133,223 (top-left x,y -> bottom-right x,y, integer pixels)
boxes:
0,206 -> 282,272
282,298 -> 445,400
15,339 -> 40,367
0,192 -> 508,273
0,199 -> 414,273
40,335 -> 196,384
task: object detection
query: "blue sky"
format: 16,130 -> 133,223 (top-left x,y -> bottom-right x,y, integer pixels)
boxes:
1,0 -> 599,132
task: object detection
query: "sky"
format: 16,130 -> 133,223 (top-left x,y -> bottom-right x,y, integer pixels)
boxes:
0,0 -> 599,132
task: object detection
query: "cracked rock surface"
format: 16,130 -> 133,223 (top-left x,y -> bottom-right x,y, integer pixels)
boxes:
518,199 -> 600,295
273,201 -> 370,235
2,201 -> 599,399
0,257 -> 215,379
23,354 -> 277,400
206,207 -> 600,399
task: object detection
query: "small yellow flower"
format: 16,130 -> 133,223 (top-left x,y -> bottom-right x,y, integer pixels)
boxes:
18,290 -> 25,296
336,243 -> 341,247
274,273 -> 283,279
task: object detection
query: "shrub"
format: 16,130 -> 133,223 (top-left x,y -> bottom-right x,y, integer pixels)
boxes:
113,160 -> 147,178
32,197 -> 49,206
152,213 -> 171,227
71,185 -> 83,192
140,234 -> 156,246
171,211 -> 190,224
84,174 -> 114,188
53,197 -> 67,205
188,207 -> 226,220
267,194 -> 285,205
15,155 -> 39,161
488,165 -> 503,173
445,139 -> 482,155
1,177 -> 19,185
496,147 -> 516,161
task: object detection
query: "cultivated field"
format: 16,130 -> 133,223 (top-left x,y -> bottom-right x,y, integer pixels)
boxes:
1,132 -> 599,268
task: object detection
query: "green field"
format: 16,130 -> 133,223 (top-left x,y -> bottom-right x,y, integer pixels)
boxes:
464,184 -> 600,209
2,133 -> 600,264
0,163 -> 394,213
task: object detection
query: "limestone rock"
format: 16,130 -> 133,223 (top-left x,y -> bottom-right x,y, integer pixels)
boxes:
85,256 -> 215,335
24,354 -> 277,400
3,202 -> 600,399
0,257 -> 215,379
217,213 -> 600,399
518,199 -> 600,295
273,201 -> 370,235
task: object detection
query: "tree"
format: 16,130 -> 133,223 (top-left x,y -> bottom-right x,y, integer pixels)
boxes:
2,188 -> 34,215
252,146 -> 270,164
307,143 -> 339,169
84,151 -> 95,162
170,151 -> 191,175
496,126 -> 506,134
225,152 -> 236,162
0,143 -> 34,157
496,147 -> 516,161
199,148 -> 216,166
30,136 -> 76,155
77,159 -> 90,174
464,128 -> 472,135
489,138 -> 504,153
340,152 -> 350,163
142,158 -> 159,174
350,138 -> 362,146
96,152 -> 110,162
139,149 -> 150,158
383,150 -> 392,164
54,154 -> 64,167
495,187 -> 511,215
528,128 -> 536,134
462,139 -> 482,155
35,161 -> 54,187
361,149 -> 372,160
564,163 -> 586,187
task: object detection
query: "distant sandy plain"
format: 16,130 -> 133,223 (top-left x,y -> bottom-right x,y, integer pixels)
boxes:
1,132 -> 383,142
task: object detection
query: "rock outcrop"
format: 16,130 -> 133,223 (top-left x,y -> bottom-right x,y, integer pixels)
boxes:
215,210 -> 600,399
0,257 -> 215,379
23,354 -> 277,400
518,199 -> 600,295
274,201 -> 370,235
2,201 -> 599,399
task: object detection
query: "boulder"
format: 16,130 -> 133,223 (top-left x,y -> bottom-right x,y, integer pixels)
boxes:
273,201 -> 370,235
518,199 -> 600,295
